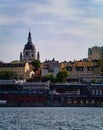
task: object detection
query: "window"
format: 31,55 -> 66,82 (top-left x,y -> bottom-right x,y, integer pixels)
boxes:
96,89 -> 99,95
100,90 -> 102,95
32,54 -> 34,57
26,52 -> 28,56
92,89 -> 95,95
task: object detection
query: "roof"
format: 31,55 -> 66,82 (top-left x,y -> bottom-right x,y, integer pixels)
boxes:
0,63 -> 25,67
24,43 -> 35,50
24,31 -> 35,50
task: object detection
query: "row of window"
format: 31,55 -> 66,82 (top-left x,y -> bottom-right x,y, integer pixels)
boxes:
0,64 -> 25,67
67,67 -> 95,71
92,89 -> 103,95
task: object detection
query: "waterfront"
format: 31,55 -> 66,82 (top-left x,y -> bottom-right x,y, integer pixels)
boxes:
0,107 -> 103,130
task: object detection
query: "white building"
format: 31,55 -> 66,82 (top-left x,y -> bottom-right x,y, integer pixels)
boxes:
41,59 -> 60,76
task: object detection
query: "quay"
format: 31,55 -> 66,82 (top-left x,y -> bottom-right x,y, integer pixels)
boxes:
0,80 -> 103,107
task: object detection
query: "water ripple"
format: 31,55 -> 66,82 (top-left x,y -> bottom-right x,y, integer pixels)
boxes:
0,107 -> 103,130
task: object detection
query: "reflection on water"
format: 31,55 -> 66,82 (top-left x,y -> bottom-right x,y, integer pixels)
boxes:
0,107 -> 103,130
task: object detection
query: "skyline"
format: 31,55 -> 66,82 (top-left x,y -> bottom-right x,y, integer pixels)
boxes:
0,0 -> 103,62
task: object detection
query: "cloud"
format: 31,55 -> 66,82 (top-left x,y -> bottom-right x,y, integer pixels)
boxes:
0,0 -> 103,62
0,15 -> 19,25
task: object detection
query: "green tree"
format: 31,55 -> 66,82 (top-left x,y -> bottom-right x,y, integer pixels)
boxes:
31,60 -> 41,80
92,78 -> 96,84
26,78 -> 35,82
31,60 -> 41,69
56,70 -> 69,82
0,70 -> 18,79
98,58 -> 103,75
42,74 -> 56,82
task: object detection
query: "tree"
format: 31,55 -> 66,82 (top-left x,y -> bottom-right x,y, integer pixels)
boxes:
31,60 -> 41,69
98,58 -> 103,76
42,74 -> 56,82
56,70 -> 69,82
31,60 -> 41,79
92,78 -> 96,84
0,70 -> 18,79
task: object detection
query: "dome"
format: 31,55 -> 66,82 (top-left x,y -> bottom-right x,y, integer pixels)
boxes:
24,43 -> 35,50
24,31 -> 35,50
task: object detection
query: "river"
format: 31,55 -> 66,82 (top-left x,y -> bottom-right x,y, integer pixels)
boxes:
0,107 -> 103,130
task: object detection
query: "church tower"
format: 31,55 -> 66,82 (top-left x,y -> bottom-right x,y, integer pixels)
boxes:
23,31 -> 36,62
20,52 -> 23,61
37,51 -> 40,61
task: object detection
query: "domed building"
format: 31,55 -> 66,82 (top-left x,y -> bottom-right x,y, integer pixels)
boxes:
20,31 -> 40,62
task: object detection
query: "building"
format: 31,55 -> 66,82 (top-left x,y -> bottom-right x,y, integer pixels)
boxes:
88,46 -> 103,61
20,31 -> 40,62
61,60 -> 102,83
0,62 -> 34,79
41,58 -> 60,76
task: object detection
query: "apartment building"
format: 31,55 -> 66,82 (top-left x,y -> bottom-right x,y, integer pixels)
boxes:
88,46 -> 103,61
0,62 -> 34,79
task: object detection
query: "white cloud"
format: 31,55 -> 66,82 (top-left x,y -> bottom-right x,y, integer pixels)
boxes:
0,15 -> 19,25
0,0 -> 103,62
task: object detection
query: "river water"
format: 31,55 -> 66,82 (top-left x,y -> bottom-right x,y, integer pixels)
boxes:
0,107 -> 103,130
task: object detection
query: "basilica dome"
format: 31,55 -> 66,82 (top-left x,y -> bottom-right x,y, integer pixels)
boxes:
21,31 -> 37,62
24,31 -> 35,50
24,43 -> 35,50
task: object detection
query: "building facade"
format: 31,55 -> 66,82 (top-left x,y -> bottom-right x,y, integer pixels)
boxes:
88,46 -> 103,61
41,58 -> 60,76
61,60 -> 102,83
0,62 -> 34,79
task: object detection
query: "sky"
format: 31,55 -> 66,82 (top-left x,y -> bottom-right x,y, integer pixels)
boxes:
0,0 -> 103,62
